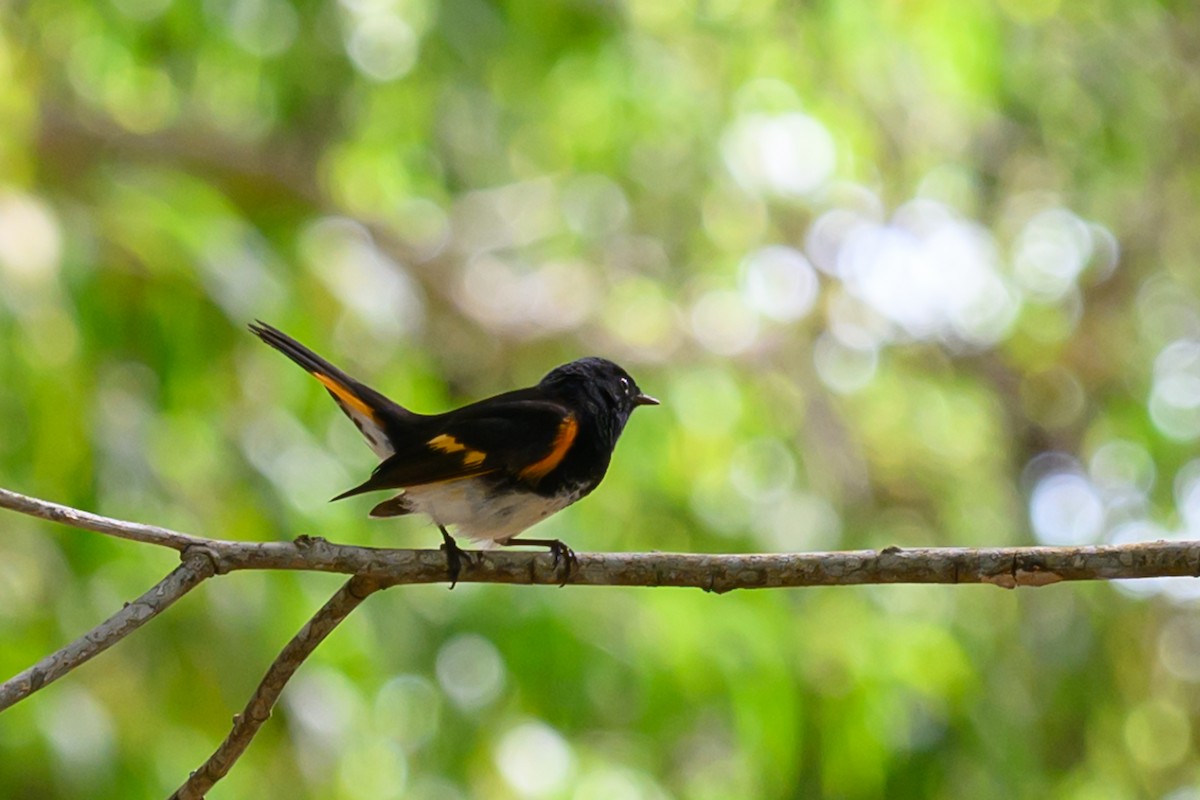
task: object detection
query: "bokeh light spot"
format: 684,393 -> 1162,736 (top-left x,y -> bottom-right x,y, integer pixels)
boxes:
1150,340 -> 1200,441
391,197 -> 451,259
346,14 -> 419,81
227,0 -> 299,57
301,216 -> 425,339
834,200 -> 1018,343
1029,471 -> 1104,546
1159,616 -> 1200,682
286,666 -> 365,749
721,112 -> 837,198
435,633 -> 506,711
1019,367 -> 1085,430
807,206 -> 873,276
729,438 -> 796,502
1089,440 -> 1155,498
1124,700 -> 1190,770
1174,459 -> 1200,534
601,277 -> 681,358
36,686 -> 115,775
373,675 -> 442,749
761,491 -> 842,552
690,289 -> 759,355
456,254 -> 598,337
1012,208 -> 1094,302
573,765 -> 669,800
0,192 -> 62,284
561,174 -> 629,237
336,740 -> 409,800
739,245 -> 819,322
813,329 -> 878,394
493,721 -> 575,798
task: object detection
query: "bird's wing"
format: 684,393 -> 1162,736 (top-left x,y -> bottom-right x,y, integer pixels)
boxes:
334,396 -> 578,498
250,321 -> 411,458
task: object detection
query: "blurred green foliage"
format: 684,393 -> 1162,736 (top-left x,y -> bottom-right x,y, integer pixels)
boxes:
4,0 -> 1200,797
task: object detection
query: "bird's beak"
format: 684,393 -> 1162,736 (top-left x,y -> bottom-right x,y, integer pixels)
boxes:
634,393 -> 660,407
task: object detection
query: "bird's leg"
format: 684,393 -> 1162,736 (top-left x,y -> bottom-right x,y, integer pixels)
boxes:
499,537 -> 577,586
438,525 -> 472,589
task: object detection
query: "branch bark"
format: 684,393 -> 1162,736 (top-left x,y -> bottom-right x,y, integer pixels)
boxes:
169,575 -> 383,800
0,552 -> 216,712
4,484 -> 1200,798
4,487 -> 1200,591
0,487 -> 202,551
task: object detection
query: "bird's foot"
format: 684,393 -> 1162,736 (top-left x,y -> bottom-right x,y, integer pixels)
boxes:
548,540 -> 577,586
501,537 -> 577,586
439,526 -> 473,589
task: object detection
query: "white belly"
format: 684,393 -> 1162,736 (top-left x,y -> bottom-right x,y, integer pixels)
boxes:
402,478 -> 582,543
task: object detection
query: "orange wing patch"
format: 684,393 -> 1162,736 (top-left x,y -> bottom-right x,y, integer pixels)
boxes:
519,413 -> 578,482
315,373 -> 378,422
428,433 -> 488,467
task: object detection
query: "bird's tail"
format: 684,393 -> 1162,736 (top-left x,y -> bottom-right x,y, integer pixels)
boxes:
249,321 -> 413,457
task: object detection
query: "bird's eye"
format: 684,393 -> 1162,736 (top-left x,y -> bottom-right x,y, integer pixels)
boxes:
619,376 -> 631,396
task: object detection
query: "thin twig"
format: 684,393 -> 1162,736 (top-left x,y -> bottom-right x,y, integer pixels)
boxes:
0,487 -> 201,550
169,575 -> 383,800
0,551 -> 216,711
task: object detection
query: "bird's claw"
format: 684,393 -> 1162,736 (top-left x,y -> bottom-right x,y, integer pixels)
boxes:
548,540 -> 577,587
439,526 -> 473,589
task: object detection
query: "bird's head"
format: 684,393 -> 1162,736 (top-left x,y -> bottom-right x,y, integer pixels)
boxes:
540,357 -> 658,428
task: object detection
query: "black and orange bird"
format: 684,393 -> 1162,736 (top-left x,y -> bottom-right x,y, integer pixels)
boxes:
250,322 -> 658,585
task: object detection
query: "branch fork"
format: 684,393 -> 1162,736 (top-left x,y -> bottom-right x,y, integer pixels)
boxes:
2,486 -> 1198,798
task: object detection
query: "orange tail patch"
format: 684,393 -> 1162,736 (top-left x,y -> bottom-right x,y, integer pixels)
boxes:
315,373 -> 378,422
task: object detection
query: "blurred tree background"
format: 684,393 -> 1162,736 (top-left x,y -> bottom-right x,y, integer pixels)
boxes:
3,0 -> 1200,797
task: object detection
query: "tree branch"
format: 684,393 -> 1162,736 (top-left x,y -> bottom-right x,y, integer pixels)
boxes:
4,486 -> 1200,591
0,487 -> 202,550
5,484 -> 1200,797
0,551 -> 216,712
169,575 -> 383,800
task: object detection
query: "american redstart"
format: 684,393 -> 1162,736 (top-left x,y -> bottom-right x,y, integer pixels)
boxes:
250,322 -> 658,585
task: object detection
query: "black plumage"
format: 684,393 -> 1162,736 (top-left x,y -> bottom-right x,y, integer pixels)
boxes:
249,322 -> 657,584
